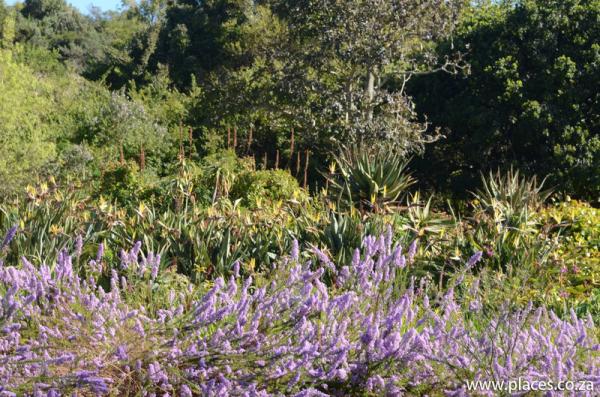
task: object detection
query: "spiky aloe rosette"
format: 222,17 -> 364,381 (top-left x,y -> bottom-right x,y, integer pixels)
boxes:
0,227 -> 599,396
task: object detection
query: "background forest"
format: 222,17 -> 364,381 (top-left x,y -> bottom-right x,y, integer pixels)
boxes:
0,0 -> 597,200
0,0 -> 599,395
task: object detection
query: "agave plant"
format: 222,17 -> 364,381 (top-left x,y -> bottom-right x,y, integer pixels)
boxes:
328,145 -> 415,212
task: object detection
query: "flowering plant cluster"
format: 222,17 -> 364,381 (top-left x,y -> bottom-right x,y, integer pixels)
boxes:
1,227 -> 598,396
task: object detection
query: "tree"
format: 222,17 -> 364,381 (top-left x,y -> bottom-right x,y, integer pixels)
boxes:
152,0 -> 253,88
265,0 -> 467,155
21,0 -> 65,19
150,0 -> 466,176
17,0 -> 110,74
0,49 -> 58,195
84,6 -> 149,87
412,0 -> 600,200
0,1 -> 16,48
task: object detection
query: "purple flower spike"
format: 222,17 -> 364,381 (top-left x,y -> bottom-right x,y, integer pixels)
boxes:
180,385 -> 193,397
291,239 -> 300,261
1,225 -> 17,250
407,239 -> 418,263
96,243 -> 105,261
466,251 -> 483,269
0,230 -> 598,395
75,234 -> 83,258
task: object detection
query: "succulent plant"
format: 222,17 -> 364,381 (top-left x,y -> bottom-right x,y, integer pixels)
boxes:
328,145 -> 415,212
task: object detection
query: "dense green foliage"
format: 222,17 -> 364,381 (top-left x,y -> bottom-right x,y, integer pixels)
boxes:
0,45 -> 179,196
412,0 -> 600,200
0,49 -> 55,193
0,0 -> 596,307
230,169 -> 305,207
1,0 -> 597,202
0,167 -> 598,317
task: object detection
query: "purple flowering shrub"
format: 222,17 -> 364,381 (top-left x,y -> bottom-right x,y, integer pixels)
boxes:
1,227 -> 599,396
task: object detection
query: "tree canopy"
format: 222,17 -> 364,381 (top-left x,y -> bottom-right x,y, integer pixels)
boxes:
411,0 -> 599,199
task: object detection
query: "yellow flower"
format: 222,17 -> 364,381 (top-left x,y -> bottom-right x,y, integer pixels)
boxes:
98,197 -> 108,212
244,258 -> 256,273
328,162 -> 336,174
202,279 -> 214,290
26,185 -> 36,197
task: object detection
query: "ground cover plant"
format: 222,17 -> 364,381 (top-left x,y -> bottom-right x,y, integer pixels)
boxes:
1,229 -> 599,395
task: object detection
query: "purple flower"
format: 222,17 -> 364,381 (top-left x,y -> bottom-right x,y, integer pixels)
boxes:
407,239 -> 418,263
291,239 -> 300,261
0,231 -> 598,395
466,251 -> 483,269
96,243 -> 105,261
1,225 -> 17,250
151,256 -> 160,280
311,246 -> 336,273
75,235 -> 83,258
115,345 -> 128,360
560,265 -> 568,274
179,385 -> 193,397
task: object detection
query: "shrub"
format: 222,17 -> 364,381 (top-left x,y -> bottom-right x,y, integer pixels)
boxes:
537,199 -> 600,313
201,150 -> 255,202
230,169 -> 305,207
85,91 -> 169,166
0,49 -> 58,196
0,232 -> 598,394
97,162 -> 161,205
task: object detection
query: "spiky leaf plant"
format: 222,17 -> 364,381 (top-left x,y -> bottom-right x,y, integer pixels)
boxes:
328,145 -> 415,212
472,167 -> 552,233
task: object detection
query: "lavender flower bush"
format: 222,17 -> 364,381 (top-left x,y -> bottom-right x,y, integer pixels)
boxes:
1,227 -> 598,396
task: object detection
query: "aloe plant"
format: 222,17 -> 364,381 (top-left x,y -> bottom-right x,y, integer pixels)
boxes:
328,145 -> 415,212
